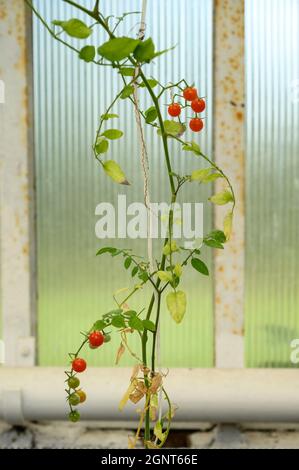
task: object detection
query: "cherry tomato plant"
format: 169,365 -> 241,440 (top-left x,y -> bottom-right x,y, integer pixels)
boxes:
26,0 -> 235,449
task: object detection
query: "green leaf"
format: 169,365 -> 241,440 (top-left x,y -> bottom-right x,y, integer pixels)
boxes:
93,319 -> 106,330
203,173 -> 223,182
191,258 -> 209,276
182,140 -> 201,155
138,270 -> 149,282
118,67 -> 135,77
124,257 -> 132,269
121,85 -> 134,99
166,291 -> 187,324
95,138 -> 109,155
128,315 -> 144,331
98,37 -> 140,61
123,310 -> 137,317
154,44 -> 176,58
131,266 -> 138,277
145,106 -> 158,123
103,160 -> 129,185
143,319 -> 156,332
224,211 -> 233,241
158,120 -> 186,137
104,309 -> 123,318
101,113 -> 119,121
139,79 -> 158,88
133,37 -> 156,62
209,190 -> 234,205
54,19 -> 92,39
204,239 -> 224,249
102,129 -> 124,140
157,271 -> 172,282
79,45 -> 95,62
208,230 -> 226,243
96,246 -> 117,255
111,315 -> 126,328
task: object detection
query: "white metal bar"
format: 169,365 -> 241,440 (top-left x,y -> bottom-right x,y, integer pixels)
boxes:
0,0 -> 36,366
0,367 -> 299,425
213,0 -> 245,367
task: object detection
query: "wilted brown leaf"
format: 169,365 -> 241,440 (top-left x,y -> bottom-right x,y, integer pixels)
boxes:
115,342 -> 125,365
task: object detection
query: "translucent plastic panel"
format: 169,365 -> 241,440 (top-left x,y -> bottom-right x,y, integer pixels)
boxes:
245,0 -> 299,367
33,0 -> 214,367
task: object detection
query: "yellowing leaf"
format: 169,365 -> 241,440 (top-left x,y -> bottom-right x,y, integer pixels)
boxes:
191,168 -> 211,182
162,240 -> 179,256
224,210 -> 233,240
166,290 -> 187,324
209,189 -> 234,205
157,271 -> 172,282
103,160 -> 129,185
119,379 -> 136,411
174,264 -> 182,277
154,421 -> 166,442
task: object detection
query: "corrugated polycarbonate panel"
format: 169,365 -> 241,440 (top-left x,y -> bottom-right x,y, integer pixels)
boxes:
245,0 -> 299,366
33,0 -> 214,367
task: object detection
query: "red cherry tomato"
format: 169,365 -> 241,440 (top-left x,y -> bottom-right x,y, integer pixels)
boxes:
89,330 -> 104,348
168,103 -> 181,117
189,118 -> 204,133
191,98 -> 206,113
72,358 -> 87,373
183,87 -> 198,101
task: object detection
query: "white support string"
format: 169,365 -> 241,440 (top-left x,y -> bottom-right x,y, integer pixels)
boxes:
132,0 -> 163,425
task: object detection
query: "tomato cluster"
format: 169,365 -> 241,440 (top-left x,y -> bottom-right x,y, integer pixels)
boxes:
67,330 -> 107,422
167,86 -> 206,133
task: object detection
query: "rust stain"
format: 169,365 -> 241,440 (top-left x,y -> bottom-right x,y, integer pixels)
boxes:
236,111 -> 243,122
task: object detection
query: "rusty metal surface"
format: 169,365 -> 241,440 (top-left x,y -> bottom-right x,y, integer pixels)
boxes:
0,0 -> 36,365
213,0 -> 245,367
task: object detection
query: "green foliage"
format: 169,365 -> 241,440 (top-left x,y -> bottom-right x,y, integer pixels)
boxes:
118,67 -> 136,77
158,120 -> 186,137
111,315 -> 126,328
139,79 -> 158,88
98,37 -> 140,61
79,45 -> 95,62
191,258 -> 209,276
93,319 -> 106,330
121,85 -> 134,99
145,106 -> 158,123
143,320 -> 156,332
101,129 -> 124,140
133,37 -> 156,62
53,18 -> 92,39
209,190 -> 234,205
101,113 -> 119,121
129,315 -> 144,331
182,140 -> 201,155
95,138 -> 109,155
191,168 -> 223,183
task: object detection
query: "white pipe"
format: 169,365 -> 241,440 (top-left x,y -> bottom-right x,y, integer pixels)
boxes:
0,367 -> 299,425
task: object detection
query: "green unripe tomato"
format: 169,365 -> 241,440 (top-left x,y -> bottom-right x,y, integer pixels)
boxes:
69,392 -> 80,406
68,376 -> 80,389
69,410 -> 80,423
104,334 -> 111,343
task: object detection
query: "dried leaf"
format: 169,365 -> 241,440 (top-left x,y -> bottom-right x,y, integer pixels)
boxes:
150,393 -> 158,421
130,364 -> 140,381
115,342 -> 125,365
149,373 -> 162,393
129,389 -> 145,404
